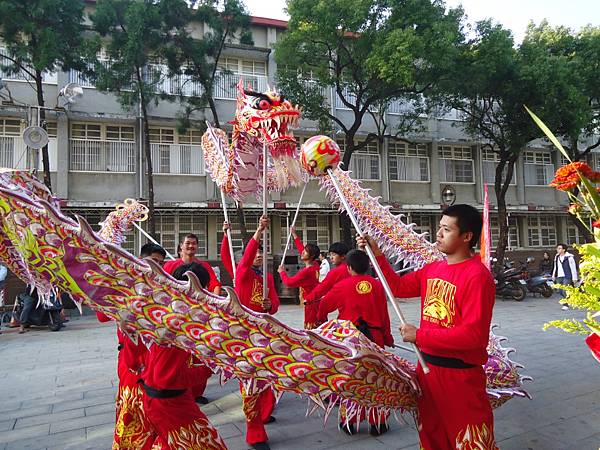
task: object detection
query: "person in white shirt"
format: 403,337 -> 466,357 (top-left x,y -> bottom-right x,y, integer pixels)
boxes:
552,243 -> 579,311
318,252 -> 330,282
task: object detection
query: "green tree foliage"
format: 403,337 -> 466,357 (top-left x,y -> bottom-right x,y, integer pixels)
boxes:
438,20 -> 569,267
0,0 -> 88,190
168,0 -> 253,130
89,0 -> 191,236
275,0 -> 464,242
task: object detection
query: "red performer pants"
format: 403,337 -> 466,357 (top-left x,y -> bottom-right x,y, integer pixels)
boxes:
340,403 -> 389,429
240,385 -> 276,445
143,390 -> 226,450
190,364 -> 213,399
113,370 -> 155,450
416,364 -> 498,450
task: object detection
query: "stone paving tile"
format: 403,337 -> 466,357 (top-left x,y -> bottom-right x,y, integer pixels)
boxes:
15,408 -> 85,429
51,394 -> 116,413
84,401 -> 115,417
49,411 -> 114,434
8,429 -> 86,450
0,424 -> 49,445
0,421 -> 14,433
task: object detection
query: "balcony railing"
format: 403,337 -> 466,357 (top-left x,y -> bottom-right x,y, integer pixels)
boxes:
69,139 -> 136,173
0,136 -> 57,170
150,143 -> 204,175
0,50 -> 57,84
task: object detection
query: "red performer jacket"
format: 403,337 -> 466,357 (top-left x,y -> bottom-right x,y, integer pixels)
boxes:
221,234 -> 280,314
163,258 -> 221,293
303,262 -> 350,304
96,312 -> 147,377
317,274 -> 394,348
377,254 -> 495,366
279,237 -> 320,304
144,344 -> 204,391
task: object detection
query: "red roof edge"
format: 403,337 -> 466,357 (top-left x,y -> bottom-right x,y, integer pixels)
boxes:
251,16 -> 288,29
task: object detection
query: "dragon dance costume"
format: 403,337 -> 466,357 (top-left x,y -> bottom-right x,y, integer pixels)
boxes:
278,236 -> 320,329
378,254 -> 498,450
221,234 -> 280,446
163,258 -> 217,401
97,312 -> 154,450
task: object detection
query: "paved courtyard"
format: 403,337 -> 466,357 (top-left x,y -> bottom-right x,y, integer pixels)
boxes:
0,293 -> 598,450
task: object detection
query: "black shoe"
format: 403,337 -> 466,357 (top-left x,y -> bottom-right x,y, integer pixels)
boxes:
370,423 -> 389,436
340,422 -> 356,435
264,415 -> 276,424
195,396 -> 209,405
249,442 -> 270,450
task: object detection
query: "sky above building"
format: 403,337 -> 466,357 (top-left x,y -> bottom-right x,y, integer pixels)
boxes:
244,0 -> 599,43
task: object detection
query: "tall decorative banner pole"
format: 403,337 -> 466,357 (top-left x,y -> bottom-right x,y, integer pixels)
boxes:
281,182 -> 308,263
220,190 -> 236,277
262,142 -> 268,301
480,184 -> 492,272
300,135 -> 429,373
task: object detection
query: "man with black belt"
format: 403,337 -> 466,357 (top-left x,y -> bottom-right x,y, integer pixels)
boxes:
359,204 -> 497,450
141,263 -> 226,450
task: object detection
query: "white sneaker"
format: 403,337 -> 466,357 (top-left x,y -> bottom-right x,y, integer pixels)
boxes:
561,305 -> 569,311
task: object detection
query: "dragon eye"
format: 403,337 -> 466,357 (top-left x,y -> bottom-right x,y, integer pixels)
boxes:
258,99 -> 271,110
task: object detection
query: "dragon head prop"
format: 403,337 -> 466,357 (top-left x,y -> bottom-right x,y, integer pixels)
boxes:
235,80 -> 301,159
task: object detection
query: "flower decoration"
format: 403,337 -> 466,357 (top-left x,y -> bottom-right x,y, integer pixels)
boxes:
526,106 -> 600,365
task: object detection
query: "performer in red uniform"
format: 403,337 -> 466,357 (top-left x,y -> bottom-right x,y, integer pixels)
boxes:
221,217 -> 279,450
97,243 -> 166,450
277,226 -> 321,328
163,233 -> 218,405
303,242 -> 350,307
317,249 -> 393,436
359,204 -> 497,450
141,263 -> 227,450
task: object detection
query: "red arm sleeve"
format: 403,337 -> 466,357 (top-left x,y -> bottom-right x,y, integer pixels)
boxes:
96,311 -> 111,323
317,283 -> 343,323
305,265 -> 342,304
416,276 -> 495,353
376,254 -> 422,299
294,236 -> 305,254
280,267 -> 311,288
239,237 -> 258,271
220,234 -> 234,279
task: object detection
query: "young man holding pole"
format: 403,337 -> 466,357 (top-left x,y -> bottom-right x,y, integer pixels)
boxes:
221,216 -> 279,450
358,204 -> 497,450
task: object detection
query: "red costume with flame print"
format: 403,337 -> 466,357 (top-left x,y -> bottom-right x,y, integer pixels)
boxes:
279,237 -> 320,328
221,233 -> 280,446
378,254 -> 498,450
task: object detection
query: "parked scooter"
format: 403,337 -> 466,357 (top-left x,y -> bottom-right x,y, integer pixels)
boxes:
13,289 -> 63,332
493,258 -> 528,301
520,256 -> 553,298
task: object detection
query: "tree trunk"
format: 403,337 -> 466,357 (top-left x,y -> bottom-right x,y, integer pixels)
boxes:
35,72 -> 52,191
207,94 -> 220,128
568,211 -> 594,243
493,157 -> 516,273
139,89 -> 156,237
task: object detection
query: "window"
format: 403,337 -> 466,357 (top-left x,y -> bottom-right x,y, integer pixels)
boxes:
72,123 -> 101,140
45,121 -> 57,138
527,216 -> 557,247
149,128 -> 174,144
482,148 -> 516,185
281,214 -> 330,253
490,216 -> 519,249
155,212 -> 208,257
524,151 -> 554,186
567,219 -> 592,246
439,145 -> 474,183
388,141 -> 429,182
106,126 -> 134,142
409,213 -> 435,241
218,58 -> 266,76
589,153 -> 600,171
0,119 -> 20,136
178,129 -> 201,145
349,141 -> 380,180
